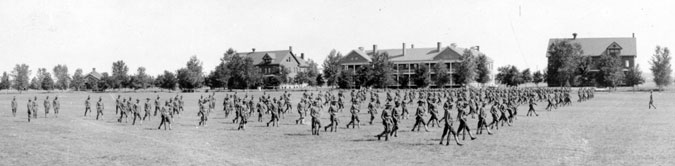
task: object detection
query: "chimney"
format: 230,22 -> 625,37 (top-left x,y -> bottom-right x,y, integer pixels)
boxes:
288,46 -> 293,52
572,33 -> 577,39
402,43 -> 406,56
411,44 -> 414,49
632,33 -> 635,38
475,46 -> 480,51
372,44 -> 378,54
92,68 -> 96,72
358,47 -> 364,51
252,48 -> 256,52
451,43 -> 457,48
301,53 -> 305,59
437,42 -> 441,52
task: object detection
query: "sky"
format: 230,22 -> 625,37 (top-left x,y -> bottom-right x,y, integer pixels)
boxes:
0,0 -> 673,77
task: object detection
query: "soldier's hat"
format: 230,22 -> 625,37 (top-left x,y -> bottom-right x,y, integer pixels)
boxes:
417,100 -> 425,105
146,98 -> 151,100
385,102 -> 393,108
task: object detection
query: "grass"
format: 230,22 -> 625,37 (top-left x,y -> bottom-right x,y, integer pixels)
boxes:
0,90 -> 673,165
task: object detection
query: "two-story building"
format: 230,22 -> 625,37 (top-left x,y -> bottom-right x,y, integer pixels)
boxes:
547,33 -> 637,86
340,42 -> 489,88
237,46 -> 310,80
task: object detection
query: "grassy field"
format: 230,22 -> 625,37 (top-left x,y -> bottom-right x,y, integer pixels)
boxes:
0,90 -> 673,166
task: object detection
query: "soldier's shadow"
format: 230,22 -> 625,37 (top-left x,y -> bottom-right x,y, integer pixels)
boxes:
284,133 -> 310,136
350,138 -> 378,142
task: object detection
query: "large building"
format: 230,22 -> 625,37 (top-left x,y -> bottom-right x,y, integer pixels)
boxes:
547,33 -> 637,86
340,42 -> 490,87
237,46 -> 310,80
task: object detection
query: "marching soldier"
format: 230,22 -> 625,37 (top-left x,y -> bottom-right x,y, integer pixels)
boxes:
32,96 -> 38,119
53,97 -> 60,118
375,103 -> 393,141
411,100 -> 429,132
115,95 -> 121,115
439,100 -> 462,146
367,101 -> 377,125
84,96 -> 91,117
143,98 -> 152,121
96,97 -> 104,120
27,98 -> 32,122
526,99 -> 538,116
197,99 -> 207,127
649,90 -> 656,109
154,96 -> 160,116
310,102 -> 321,136
345,104 -> 360,129
324,101 -> 339,132
132,99 -> 142,125
44,96 -> 51,118
158,101 -> 172,130
11,97 -> 17,117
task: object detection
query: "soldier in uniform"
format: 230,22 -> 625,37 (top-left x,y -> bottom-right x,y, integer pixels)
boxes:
266,101 -> 279,127
96,97 -> 104,120
11,97 -> 17,117
367,101 -> 377,125
197,99 -> 207,127
457,102 -> 477,140
411,100 -> 429,132
115,95 -> 121,115
375,103 -> 393,141
158,101 -> 172,130
426,99 -> 440,128
439,100 -> 462,146
27,98 -> 32,122
53,97 -> 60,118
324,101 -> 339,132
84,96 -> 91,117
143,98 -> 152,121
526,98 -> 538,116
32,96 -> 38,119
345,104 -> 360,129
132,99 -> 142,125
475,101 -> 493,135
154,96 -> 160,116
237,101 -> 249,130
649,90 -> 656,109
310,102 -> 321,136
43,96 -> 51,118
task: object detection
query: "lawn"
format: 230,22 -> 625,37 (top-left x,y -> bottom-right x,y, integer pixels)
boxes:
0,90 -> 673,166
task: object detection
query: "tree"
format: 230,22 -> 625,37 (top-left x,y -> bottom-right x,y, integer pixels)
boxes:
316,74 -> 325,86
294,59 -> 320,86
177,56 -> 205,90
98,72 -> 113,91
206,54 -> 232,89
29,77 -> 40,90
413,63 -> 431,88
226,55 -> 262,89
155,70 -> 177,91
456,49 -> 477,86
52,64 -> 70,90
112,60 -> 130,89
533,70 -> 544,86
521,68 -> 532,84
573,56 -> 595,86
596,52 -> 625,89
41,72 -> 55,90
278,67 -> 290,84
369,52 -> 395,88
264,76 -> 282,87
0,72 -> 11,91
130,67 -> 152,90
337,69 -> 354,89
433,62 -> 451,88
70,68 -> 85,91
624,64 -> 645,91
475,54 -> 491,85
547,40 -> 583,87
495,65 -> 523,87
650,46 -> 672,90
354,65 -> 372,88
11,64 -> 31,91
322,49 -> 343,87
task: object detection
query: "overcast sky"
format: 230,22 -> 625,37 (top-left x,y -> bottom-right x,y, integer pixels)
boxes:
1,0 -> 673,77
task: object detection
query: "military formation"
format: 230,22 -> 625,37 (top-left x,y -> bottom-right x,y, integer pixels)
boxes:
7,87 -> 597,146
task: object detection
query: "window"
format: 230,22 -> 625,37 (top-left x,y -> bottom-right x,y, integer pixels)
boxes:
625,60 -> 630,68
608,49 -> 620,56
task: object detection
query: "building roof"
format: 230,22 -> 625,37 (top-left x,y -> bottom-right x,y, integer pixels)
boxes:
86,69 -> 102,80
548,37 -> 637,56
367,46 -> 479,62
237,50 -> 294,65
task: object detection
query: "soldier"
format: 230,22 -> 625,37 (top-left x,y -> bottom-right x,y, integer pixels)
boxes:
375,103 -> 393,141
367,101 -> 377,125
84,96 -> 92,117
426,99 -> 440,128
345,104 -> 360,129
237,101 -> 249,130
256,101 -> 265,122
132,99 -> 142,125
179,95 -> 185,113
411,100 -> 429,132
32,96 -> 38,118
96,97 -> 104,120
143,98 -> 152,121
439,100 -> 462,146
53,97 -> 60,118
526,98 -> 538,116
266,101 -> 279,127
11,97 -> 17,117
390,101 -> 401,137
197,99 -> 207,127
43,96 -> 51,118
295,100 -> 306,125
475,101 -> 493,135
115,95 -> 121,115
324,101 -> 339,132
118,98 -> 128,123
649,90 -> 656,109
457,102 -> 477,140
310,102 -> 321,136
158,101 -> 172,130
154,96 -> 160,116
27,98 -> 32,122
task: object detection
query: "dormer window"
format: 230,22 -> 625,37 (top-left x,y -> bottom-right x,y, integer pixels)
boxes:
607,42 -> 622,56
263,56 -> 272,63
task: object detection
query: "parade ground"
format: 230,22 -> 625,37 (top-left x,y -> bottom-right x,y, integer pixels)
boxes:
0,90 -> 673,166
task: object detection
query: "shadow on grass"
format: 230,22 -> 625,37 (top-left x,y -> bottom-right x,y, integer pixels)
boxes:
285,133 -> 311,136
351,138 -> 379,142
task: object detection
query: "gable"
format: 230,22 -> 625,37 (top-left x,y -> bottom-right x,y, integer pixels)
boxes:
433,47 -> 462,61
340,50 -> 371,64
607,42 -> 622,50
